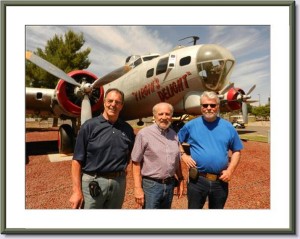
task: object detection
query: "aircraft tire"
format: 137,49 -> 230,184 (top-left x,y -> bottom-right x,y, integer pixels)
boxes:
171,121 -> 185,133
58,124 -> 74,154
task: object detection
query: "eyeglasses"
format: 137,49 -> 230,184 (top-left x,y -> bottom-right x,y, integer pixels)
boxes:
105,99 -> 123,106
201,104 -> 217,108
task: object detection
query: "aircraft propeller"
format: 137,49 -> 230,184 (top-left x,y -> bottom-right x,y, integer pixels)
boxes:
234,85 -> 256,124
242,85 -> 256,124
218,82 -> 234,96
26,51 -> 100,125
81,94 -> 92,123
26,51 -> 81,87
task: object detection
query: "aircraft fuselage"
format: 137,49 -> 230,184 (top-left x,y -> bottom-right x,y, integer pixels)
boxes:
105,44 -> 235,120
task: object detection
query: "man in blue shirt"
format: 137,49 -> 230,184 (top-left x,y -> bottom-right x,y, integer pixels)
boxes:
178,91 -> 243,209
69,88 -> 135,209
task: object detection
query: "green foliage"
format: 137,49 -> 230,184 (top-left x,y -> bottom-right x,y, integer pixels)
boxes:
26,30 -> 91,88
239,134 -> 269,143
250,104 -> 270,119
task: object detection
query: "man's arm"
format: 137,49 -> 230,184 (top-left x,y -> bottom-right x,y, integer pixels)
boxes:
175,161 -> 184,198
219,150 -> 241,182
132,161 -> 144,207
69,160 -> 84,209
179,144 -> 196,168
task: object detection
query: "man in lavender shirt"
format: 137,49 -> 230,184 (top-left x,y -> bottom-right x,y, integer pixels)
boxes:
131,102 -> 184,209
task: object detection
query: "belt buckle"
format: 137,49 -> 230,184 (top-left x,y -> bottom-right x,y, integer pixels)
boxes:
110,171 -> 121,178
162,177 -> 171,184
106,173 -> 115,179
206,173 -> 217,181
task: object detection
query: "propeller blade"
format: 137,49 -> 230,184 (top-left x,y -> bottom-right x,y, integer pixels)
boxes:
242,102 -> 248,124
91,77 -> 103,89
219,82 -> 234,95
245,100 -> 258,104
91,65 -> 132,88
26,51 -> 81,87
246,84 -> 256,95
81,94 -> 92,124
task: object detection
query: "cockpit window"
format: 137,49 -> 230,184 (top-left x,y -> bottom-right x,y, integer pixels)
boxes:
126,55 -> 140,64
133,58 -> 142,67
195,44 -> 235,91
143,55 -> 160,61
179,56 -> 191,66
146,68 -> 154,78
156,57 -> 168,75
198,60 -> 234,90
125,55 -> 142,68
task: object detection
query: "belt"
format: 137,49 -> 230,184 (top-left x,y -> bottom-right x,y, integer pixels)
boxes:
142,176 -> 174,184
198,172 -> 220,181
83,171 -> 125,178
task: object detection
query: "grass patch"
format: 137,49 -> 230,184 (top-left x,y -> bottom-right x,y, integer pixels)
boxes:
239,134 -> 269,143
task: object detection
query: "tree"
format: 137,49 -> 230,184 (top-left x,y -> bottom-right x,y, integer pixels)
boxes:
251,104 -> 270,120
26,30 -> 91,88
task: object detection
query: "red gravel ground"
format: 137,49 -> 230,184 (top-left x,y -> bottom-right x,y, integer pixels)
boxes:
25,126 -> 270,209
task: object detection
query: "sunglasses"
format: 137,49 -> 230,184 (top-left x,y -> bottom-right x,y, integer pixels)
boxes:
105,99 -> 123,106
201,104 -> 217,108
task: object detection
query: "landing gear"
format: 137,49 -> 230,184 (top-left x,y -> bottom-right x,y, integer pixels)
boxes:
171,114 -> 189,132
137,119 -> 144,126
58,124 -> 75,154
171,121 -> 185,132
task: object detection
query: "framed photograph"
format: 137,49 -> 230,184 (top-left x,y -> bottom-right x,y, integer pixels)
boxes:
1,0 -> 296,235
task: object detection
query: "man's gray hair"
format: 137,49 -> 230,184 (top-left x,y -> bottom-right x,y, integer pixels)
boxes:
152,102 -> 174,116
200,91 -> 220,105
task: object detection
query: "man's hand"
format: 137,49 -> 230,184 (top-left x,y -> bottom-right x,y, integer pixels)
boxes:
134,187 -> 145,208
181,154 -> 196,168
69,191 -> 84,209
219,169 -> 233,182
177,180 -> 184,198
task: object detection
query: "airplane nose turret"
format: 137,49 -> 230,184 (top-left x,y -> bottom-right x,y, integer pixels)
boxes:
196,44 -> 235,91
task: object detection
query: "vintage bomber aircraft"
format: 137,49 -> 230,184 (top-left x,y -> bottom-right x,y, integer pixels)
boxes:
26,38 -> 255,154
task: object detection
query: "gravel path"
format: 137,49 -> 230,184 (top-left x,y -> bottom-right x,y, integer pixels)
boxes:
26,128 -> 270,209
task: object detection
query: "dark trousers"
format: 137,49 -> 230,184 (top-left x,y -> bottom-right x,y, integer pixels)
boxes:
187,175 -> 228,209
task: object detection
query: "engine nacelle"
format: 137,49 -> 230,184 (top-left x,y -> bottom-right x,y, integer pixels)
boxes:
53,70 -> 104,118
221,87 -> 245,111
172,91 -> 202,115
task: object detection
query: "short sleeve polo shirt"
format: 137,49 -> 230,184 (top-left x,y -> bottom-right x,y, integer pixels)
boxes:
73,114 -> 135,172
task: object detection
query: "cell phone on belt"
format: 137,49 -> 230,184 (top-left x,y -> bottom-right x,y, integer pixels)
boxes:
89,181 -> 101,197
189,167 -> 199,181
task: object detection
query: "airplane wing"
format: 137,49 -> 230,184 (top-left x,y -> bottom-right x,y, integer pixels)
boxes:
26,87 -> 55,117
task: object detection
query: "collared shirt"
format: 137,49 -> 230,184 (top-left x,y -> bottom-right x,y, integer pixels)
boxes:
73,114 -> 135,173
131,123 -> 180,179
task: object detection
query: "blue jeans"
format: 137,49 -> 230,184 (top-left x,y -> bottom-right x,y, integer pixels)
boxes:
82,173 -> 126,209
142,178 -> 175,209
187,176 -> 228,209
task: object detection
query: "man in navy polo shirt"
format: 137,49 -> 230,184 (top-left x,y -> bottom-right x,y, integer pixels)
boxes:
69,88 -> 135,209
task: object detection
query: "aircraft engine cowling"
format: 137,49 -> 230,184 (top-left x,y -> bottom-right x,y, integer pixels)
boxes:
224,87 -> 245,110
54,70 -> 104,118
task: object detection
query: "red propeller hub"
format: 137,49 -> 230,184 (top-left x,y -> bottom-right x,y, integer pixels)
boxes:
226,87 -> 245,110
56,70 -> 104,116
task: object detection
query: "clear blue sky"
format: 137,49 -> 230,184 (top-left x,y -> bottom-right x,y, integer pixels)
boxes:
26,25 -> 270,106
